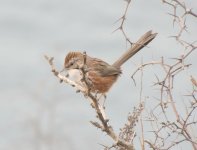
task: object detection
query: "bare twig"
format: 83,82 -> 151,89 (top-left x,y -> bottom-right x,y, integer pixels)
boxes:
113,0 -> 133,45
45,54 -> 135,150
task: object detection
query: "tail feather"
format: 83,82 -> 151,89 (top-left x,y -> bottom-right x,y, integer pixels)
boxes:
112,30 -> 157,68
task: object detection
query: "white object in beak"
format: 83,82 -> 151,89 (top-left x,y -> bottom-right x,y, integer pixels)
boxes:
67,69 -> 83,82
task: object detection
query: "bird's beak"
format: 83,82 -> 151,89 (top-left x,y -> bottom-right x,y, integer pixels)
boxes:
60,68 -> 66,73
60,68 -> 69,77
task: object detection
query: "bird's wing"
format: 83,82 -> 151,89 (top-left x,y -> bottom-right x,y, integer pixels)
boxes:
90,58 -> 121,76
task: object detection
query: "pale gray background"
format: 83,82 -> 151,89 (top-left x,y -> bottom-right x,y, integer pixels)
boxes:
0,0 -> 196,150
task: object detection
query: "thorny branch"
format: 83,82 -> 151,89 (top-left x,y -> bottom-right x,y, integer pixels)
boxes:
162,0 -> 197,44
113,0 -> 133,46
44,54 -> 135,150
130,1 -> 197,149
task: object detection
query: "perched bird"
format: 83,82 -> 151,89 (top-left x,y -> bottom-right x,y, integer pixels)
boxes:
63,30 -> 157,94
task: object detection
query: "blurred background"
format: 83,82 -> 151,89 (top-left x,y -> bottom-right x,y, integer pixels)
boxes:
0,0 -> 196,149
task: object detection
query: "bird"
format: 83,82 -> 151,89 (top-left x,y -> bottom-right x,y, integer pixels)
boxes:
63,30 -> 157,94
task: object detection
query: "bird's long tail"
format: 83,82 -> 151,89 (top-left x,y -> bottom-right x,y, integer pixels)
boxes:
112,30 -> 157,68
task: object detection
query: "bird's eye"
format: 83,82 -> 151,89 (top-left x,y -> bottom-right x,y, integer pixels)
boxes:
70,62 -> 74,66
